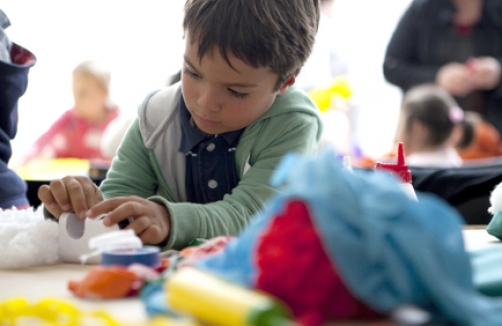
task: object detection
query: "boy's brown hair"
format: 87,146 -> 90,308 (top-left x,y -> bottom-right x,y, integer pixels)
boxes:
183,0 -> 320,89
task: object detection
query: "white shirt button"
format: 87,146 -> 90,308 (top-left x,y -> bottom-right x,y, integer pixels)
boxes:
208,179 -> 218,189
206,143 -> 216,152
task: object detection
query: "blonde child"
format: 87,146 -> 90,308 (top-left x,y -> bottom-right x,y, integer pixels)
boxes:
24,60 -> 119,162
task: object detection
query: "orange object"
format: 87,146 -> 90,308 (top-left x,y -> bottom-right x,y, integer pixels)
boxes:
68,266 -> 138,299
350,155 -> 377,169
179,246 -> 199,257
457,121 -> 502,160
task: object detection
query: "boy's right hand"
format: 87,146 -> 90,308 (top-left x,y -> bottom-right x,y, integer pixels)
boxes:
38,176 -> 104,219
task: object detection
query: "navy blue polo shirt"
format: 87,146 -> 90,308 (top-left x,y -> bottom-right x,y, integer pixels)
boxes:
178,94 -> 244,204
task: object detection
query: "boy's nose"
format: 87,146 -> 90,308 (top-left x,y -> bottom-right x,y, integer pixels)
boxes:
197,88 -> 222,112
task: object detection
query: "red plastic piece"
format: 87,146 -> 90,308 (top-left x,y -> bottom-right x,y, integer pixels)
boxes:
375,142 -> 412,183
255,200 -> 379,326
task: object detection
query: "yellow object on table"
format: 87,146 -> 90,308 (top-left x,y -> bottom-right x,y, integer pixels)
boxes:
166,267 -> 293,326
14,158 -> 91,181
0,297 -> 120,326
0,297 -> 199,326
307,75 -> 353,112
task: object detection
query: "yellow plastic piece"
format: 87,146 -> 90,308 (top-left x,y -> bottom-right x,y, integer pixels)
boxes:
166,267 -> 291,326
15,158 -> 91,181
308,75 -> 353,112
0,297 -> 118,326
145,316 -> 201,326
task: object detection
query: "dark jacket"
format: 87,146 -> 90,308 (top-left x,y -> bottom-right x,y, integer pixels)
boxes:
383,0 -> 502,132
0,43 -> 36,208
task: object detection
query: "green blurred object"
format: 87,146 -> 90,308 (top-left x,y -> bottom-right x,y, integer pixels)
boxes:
187,238 -> 208,247
470,244 -> 502,296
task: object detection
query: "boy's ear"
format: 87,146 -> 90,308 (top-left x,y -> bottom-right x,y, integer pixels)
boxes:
277,73 -> 299,95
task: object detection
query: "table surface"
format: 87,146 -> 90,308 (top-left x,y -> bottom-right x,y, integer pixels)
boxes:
0,263 -> 148,324
0,227 -> 499,325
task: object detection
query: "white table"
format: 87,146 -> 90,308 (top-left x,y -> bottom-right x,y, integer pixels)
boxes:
0,227 -> 499,325
0,263 -> 148,324
462,226 -> 501,250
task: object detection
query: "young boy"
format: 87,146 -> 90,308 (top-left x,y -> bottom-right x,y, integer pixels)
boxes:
39,0 -> 323,250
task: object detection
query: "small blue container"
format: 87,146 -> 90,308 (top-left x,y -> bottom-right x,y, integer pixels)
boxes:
100,246 -> 160,268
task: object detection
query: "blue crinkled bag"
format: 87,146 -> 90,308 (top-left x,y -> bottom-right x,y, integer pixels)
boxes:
198,148 -> 502,325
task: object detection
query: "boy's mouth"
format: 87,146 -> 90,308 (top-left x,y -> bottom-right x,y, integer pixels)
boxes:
191,112 -> 220,127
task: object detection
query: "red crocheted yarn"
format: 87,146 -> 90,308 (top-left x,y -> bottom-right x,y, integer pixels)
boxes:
255,199 -> 379,326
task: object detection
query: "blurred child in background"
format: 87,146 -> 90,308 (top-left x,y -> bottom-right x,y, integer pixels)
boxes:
396,84 -> 472,167
23,60 -> 119,163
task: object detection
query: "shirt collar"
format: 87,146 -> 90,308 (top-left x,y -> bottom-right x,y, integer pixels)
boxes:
178,93 -> 244,152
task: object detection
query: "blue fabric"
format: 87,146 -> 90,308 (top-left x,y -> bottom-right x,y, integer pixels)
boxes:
0,12 -> 35,208
140,280 -> 171,316
178,94 -> 243,204
198,148 -> 502,325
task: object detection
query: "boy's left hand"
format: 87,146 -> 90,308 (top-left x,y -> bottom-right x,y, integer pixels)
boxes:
86,196 -> 171,245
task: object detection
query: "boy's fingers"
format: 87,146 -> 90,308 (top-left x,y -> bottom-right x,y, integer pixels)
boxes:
100,199 -> 144,226
125,216 -> 151,238
88,196 -> 133,219
38,184 -> 64,219
126,216 -> 165,245
138,224 -> 164,245
47,179 -> 72,211
78,179 -> 103,213
62,176 -> 88,219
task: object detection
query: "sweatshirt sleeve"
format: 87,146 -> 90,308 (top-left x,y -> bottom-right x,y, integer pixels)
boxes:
158,111 -> 321,250
99,118 -> 160,199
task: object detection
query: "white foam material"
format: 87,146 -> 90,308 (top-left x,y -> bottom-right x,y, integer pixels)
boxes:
0,206 -> 59,269
489,182 -> 502,215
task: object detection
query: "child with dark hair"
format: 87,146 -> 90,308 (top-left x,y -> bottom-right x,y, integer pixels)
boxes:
0,9 -> 36,209
39,0 -> 323,250
396,84 -> 471,167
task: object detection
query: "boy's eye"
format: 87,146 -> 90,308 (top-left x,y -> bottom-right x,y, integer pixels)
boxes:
228,88 -> 249,99
183,69 -> 200,80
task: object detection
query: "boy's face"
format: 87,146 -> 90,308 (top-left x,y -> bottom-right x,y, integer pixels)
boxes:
72,72 -> 108,122
182,32 -> 296,135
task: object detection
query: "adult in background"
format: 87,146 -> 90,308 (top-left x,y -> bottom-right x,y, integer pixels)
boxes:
383,0 -> 502,141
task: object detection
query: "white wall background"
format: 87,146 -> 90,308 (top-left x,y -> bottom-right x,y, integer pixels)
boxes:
3,0 -> 411,162
329,0 -> 412,157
